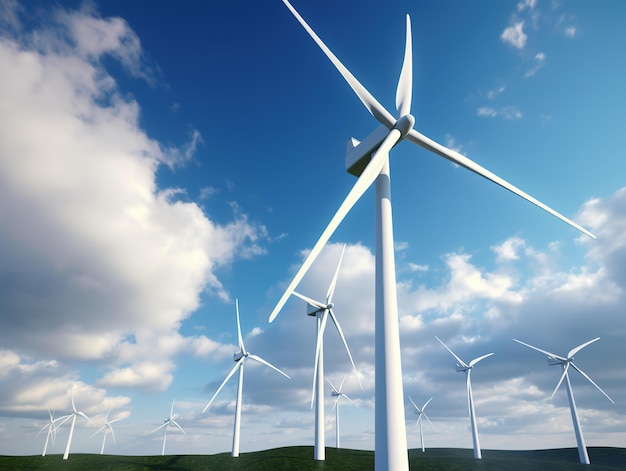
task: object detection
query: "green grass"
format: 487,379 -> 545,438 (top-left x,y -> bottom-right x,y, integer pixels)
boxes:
1,447 -> 624,470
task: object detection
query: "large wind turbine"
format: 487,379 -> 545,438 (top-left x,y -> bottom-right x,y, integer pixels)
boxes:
513,338 -> 614,465
327,376 -> 358,449
90,408 -> 123,455
291,244 -> 360,460
408,396 -> 433,453
436,337 -> 492,459
57,391 -> 93,460
39,409 -> 68,456
269,1 -> 595,469
150,399 -> 185,456
203,299 -> 290,458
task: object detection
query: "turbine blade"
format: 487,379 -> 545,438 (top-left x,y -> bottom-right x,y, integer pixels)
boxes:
326,243 -> 346,303
110,427 -> 116,444
422,397 -> 433,411
570,363 -> 615,404
406,129 -> 595,238
76,411 -> 93,425
328,308 -> 362,388
202,361 -> 241,413
292,291 -> 325,310
326,376 -> 338,393
281,0 -> 395,128
343,393 -> 359,408
90,425 -> 106,439
170,420 -> 186,435
338,375 -> 347,392
568,337 -> 600,359
150,422 -> 169,434
513,339 -> 567,362
550,364 -> 570,400
435,336 -> 469,369
469,352 -> 494,367
424,412 -> 435,429
170,399 -> 175,418
71,392 -> 76,413
236,299 -> 246,355
248,354 -> 291,379
408,396 -> 419,412
395,15 -> 412,117
269,132 -> 394,323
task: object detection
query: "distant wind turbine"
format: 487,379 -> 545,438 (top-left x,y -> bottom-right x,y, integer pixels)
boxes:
90,408 -> 123,455
203,299 -> 290,458
150,399 -> 185,456
56,390 -> 93,460
408,396 -> 433,453
513,337 -> 614,465
327,376 -> 358,449
436,337 -> 492,459
269,2 -> 594,470
291,244 -> 360,460
38,409 -> 68,456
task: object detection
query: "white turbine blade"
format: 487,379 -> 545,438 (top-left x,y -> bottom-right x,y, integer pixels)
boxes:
328,308 -> 362,388
422,397 -> 433,411
326,376 -> 338,394
408,396 -> 419,412
326,244 -> 346,303
342,393 -> 359,408
170,399 -> 175,418
406,129 -> 595,238
469,352 -> 494,367
550,364 -> 570,400
150,422 -> 169,434
435,336 -> 469,369
76,411 -> 94,425
570,362 -> 615,404
568,337 -> 600,359
513,339 -> 567,362
281,0 -> 395,128
236,299 -> 246,355
90,425 -> 106,439
395,15 -> 412,117
269,132 -> 394,323
109,426 -> 116,444
292,291 -> 326,310
71,392 -> 76,413
248,354 -> 291,379
54,414 -> 72,427
338,375 -> 347,393
202,361 -> 241,413
423,412 -> 435,429
170,419 -> 186,435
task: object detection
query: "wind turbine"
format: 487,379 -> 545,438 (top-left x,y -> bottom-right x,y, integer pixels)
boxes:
203,299 -> 290,458
39,409 -> 68,456
291,244 -> 360,460
513,337 -> 614,465
327,376 -> 358,449
57,391 -> 93,460
436,337 -> 492,459
90,408 -> 123,455
269,1 -> 595,469
150,399 -> 185,456
408,396 -> 433,453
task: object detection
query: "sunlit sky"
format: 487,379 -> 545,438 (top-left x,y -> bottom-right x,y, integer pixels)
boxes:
1,0 -> 625,458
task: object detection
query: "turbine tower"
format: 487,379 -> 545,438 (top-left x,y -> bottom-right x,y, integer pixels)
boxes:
408,396 -> 433,453
513,338 -> 614,465
150,399 -> 185,456
203,299 -> 290,458
327,376 -> 358,449
57,390 -> 93,460
436,337 -> 492,459
90,408 -> 123,455
269,1 -> 595,469
291,244 -> 360,460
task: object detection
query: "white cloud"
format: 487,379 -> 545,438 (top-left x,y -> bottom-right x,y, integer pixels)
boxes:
486,86 -> 506,100
564,26 -> 576,38
517,0 -> 537,12
477,106 -> 523,120
0,5 -> 268,391
501,22 -> 528,49
524,52 -> 546,78
492,236 -> 526,263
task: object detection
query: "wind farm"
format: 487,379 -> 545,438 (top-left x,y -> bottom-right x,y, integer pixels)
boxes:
1,0 -> 625,467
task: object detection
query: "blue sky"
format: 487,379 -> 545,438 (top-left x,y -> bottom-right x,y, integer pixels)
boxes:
1,0 -> 625,458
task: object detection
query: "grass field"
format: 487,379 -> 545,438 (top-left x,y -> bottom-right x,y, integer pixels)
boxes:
1,446 -> 624,470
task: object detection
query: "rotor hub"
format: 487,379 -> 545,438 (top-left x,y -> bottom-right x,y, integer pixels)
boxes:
394,114 -> 415,137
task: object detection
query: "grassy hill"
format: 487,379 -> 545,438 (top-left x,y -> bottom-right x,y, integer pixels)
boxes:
1,446 -> 624,470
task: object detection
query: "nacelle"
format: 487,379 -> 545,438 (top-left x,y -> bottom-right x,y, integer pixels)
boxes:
306,303 -> 322,317
234,351 -> 244,362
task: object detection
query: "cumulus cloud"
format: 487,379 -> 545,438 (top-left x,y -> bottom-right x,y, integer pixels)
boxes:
524,52 -> 546,78
477,106 -> 523,120
501,21 -> 528,49
0,4 -> 268,393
